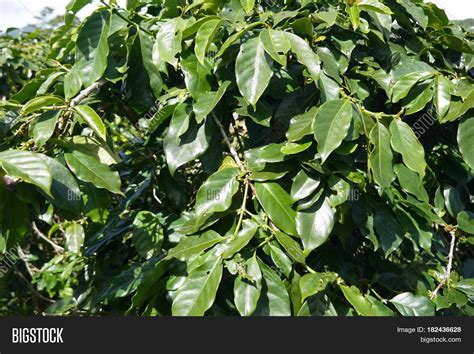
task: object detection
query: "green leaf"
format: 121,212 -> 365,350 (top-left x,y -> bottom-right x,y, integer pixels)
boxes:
390,119 -> 426,177
154,18 -> 185,68
394,164 -> 429,202
274,231 -> 306,264
195,19 -> 222,65
41,155 -> 81,212
259,29 -> 291,66
397,0 -> 428,28
296,197 -> 335,254
0,150 -> 52,196
358,0 -> 393,15
255,258 -> 291,316
453,279 -> 474,298
300,272 -> 338,303
339,284 -> 394,316
166,230 -> 224,261
434,75 -> 451,119
193,168 -> 240,227
458,117 -> 474,170
457,211 -> 474,234
391,72 -> 434,103
147,104 -> 176,134
240,0 -> 255,14
73,105 -> 107,141
390,293 -> 435,316
290,169 -> 320,203
64,66 -> 82,100
172,253 -> 223,316
234,255 -> 262,316
403,82 -> 434,115
217,22 -> 262,57
64,151 -> 122,194
369,121 -> 395,189
75,10 -> 110,87
65,222 -> 85,253
442,91 -> 474,123
182,16 -> 221,39
280,141 -> 311,155
395,206 -> 432,252
235,37 -> 274,106
22,96 -> 64,115
313,99 -> 353,163
268,243 -> 292,278
220,219 -> 258,259
31,110 -> 60,147
286,106 -> 318,142
132,211 -> 164,258
180,54 -> 211,98
254,181 -> 297,236
193,81 -> 230,123
374,206 -> 404,257
138,30 -> 163,97
66,0 -> 90,13
348,5 -> 360,29
164,113 -> 212,175
285,33 -> 320,81
443,185 -> 464,217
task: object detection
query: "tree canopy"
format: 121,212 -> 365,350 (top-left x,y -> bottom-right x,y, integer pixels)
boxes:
0,0 -> 473,316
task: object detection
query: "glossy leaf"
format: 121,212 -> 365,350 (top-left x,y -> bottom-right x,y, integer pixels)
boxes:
193,81 -> 230,123
296,198 -> 335,254
195,19 -> 222,65
369,121 -> 395,189
255,258 -> 291,316
390,119 -> 426,177
458,117 -> 474,170
0,150 -> 52,196
235,37 -> 274,106
31,110 -> 60,147
312,99 -> 353,163
64,151 -> 122,194
434,75 -> 451,119
220,219 -> 259,259
300,272 -> 338,303
75,10 -> 110,87
73,105 -> 107,141
172,253 -> 223,316
390,293 -> 435,316
254,182 -> 297,236
132,211 -> 164,258
65,222 -> 85,253
340,284 -> 394,316
166,230 -> 224,261
234,255 -> 262,316
193,168 -> 240,227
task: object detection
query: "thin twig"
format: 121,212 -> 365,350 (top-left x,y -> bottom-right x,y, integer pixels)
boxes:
12,263 -> 54,304
32,221 -> 64,254
16,247 -> 36,277
212,112 -> 245,171
233,180 -> 249,238
430,230 -> 456,300
211,112 -> 257,196
69,79 -> 106,107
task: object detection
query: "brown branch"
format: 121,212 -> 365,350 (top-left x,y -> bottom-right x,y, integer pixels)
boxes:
430,229 -> 456,300
69,79 -> 106,107
32,221 -> 64,254
211,112 -> 257,196
16,247 -> 36,278
12,263 -> 54,304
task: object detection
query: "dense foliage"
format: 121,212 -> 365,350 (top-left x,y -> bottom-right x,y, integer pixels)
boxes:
0,0 -> 473,316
